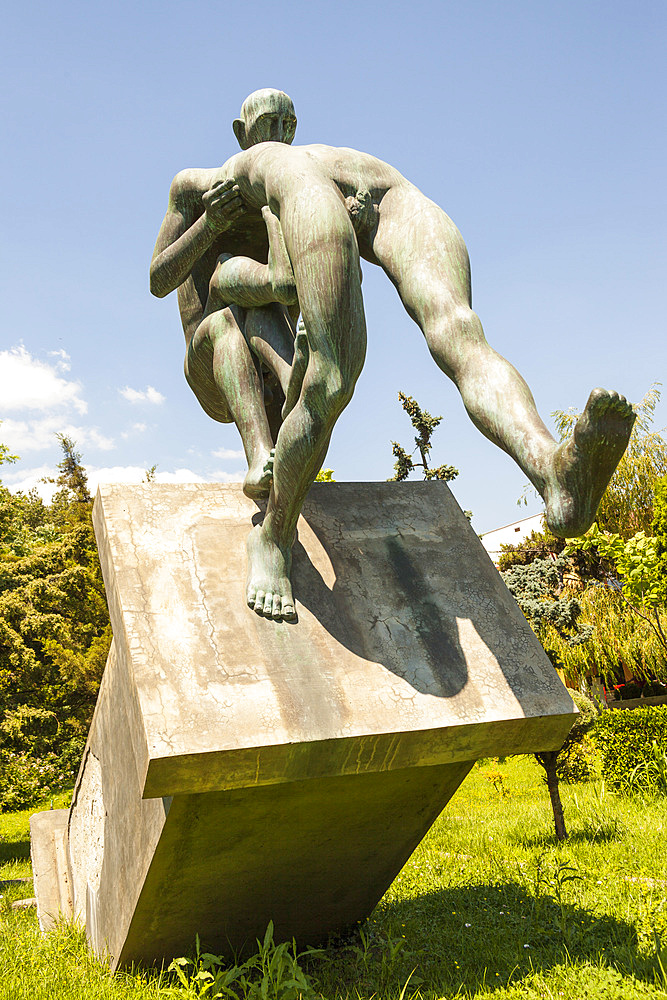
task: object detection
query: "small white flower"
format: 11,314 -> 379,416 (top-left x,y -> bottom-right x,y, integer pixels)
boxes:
524,944 -> 530,948
465,923 -> 471,928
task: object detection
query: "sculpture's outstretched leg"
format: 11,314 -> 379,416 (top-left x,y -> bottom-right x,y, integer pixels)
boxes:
371,185 -> 634,536
544,388 -> 635,536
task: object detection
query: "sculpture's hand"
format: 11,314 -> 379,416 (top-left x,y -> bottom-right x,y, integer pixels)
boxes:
202,179 -> 246,233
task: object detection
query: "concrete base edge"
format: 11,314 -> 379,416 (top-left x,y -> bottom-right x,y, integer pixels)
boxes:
30,809 -> 73,931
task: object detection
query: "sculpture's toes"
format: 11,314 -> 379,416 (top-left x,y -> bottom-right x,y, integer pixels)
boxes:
247,584 -> 257,609
253,589 -> 266,615
281,596 -> 297,622
262,592 -> 275,618
271,593 -> 282,620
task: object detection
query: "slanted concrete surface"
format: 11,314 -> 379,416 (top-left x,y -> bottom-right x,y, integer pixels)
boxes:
30,809 -> 72,931
37,482 -> 574,969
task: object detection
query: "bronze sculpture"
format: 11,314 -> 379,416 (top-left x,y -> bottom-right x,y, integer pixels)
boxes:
151,89 -> 635,622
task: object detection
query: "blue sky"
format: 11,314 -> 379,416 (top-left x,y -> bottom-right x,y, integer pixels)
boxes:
1,0 -> 664,532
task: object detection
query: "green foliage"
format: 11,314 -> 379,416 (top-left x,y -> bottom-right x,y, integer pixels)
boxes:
557,737 -> 596,783
545,584 -> 667,687
653,475 -> 667,607
566,524 -> 667,654
553,385 -> 667,537
497,522 -> 565,572
552,690 -> 599,784
166,923 -> 320,999
0,438 -> 110,810
6,758 -> 667,998
625,741 -> 667,796
389,392 -> 459,484
501,555 -> 592,667
0,437 -> 18,469
593,705 -> 667,790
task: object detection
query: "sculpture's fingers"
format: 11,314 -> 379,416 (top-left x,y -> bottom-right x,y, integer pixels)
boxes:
253,590 -> 265,614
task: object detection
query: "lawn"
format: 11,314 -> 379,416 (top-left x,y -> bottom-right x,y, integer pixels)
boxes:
1,757 -> 666,999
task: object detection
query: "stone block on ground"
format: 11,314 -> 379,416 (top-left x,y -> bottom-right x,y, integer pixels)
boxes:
32,481 -> 575,969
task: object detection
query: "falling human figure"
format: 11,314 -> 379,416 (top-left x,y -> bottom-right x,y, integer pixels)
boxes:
151,89 -> 635,622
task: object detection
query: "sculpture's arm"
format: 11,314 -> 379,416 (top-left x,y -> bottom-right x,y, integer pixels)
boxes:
149,173 -> 245,298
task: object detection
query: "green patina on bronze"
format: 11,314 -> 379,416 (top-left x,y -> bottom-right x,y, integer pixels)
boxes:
150,88 -> 635,623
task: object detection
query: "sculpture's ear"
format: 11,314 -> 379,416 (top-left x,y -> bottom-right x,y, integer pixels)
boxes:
233,118 -> 249,150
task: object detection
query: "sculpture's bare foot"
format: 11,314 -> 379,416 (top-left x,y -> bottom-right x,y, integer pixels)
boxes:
243,448 -> 274,500
262,205 -> 297,306
544,388 -> 635,537
282,320 -> 309,420
246,523 -> 296,621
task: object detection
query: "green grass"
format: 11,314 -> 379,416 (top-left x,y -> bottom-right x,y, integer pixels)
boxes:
1,758 -> 667,999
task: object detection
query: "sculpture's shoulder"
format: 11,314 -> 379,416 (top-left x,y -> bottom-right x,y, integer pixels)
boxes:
168,167 -> 218,210
300,144 -> 408,189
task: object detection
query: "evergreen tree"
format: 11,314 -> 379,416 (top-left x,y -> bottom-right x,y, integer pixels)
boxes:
0,437 -> 110,810
389,392 -> 460,483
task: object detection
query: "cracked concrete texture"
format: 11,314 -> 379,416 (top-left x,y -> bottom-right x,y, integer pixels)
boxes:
92,481 -> 574,798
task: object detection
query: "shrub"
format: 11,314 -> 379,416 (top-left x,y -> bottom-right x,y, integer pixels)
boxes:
557,737 -> 597,783
0,735 -> 84,811
593,705 -> 667,790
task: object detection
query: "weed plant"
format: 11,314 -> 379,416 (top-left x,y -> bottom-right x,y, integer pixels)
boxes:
2,758 -> 667,999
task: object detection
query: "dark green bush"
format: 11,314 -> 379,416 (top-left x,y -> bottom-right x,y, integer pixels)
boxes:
593,705 -> 667,789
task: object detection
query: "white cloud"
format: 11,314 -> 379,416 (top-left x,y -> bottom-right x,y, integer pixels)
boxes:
0,346 -> 86,413
212,447 -> 245,460
4,464 -> 244,501
87,466 -> 209,491
215,470 -> 245,483
2,465 -> 57,502
121,422 -> 148,439
152,468 -> 210,484
119,385 -> 165,405
0,417 -> 114,453
48,349 -> 71,372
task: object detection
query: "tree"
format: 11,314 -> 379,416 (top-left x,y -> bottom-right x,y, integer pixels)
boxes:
552,385 -> 667,537
565,524 -> 667,656
500,558 -> 599,839
534,689 -> 598,841
0,436 -> 110,810
501,554 -> 593,666
388,392 -> 471,518
497,521 -> 565,572
389,392 -> 460,483
654,476 -> 667,608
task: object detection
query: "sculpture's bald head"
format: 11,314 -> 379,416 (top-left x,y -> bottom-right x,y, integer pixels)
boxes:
233,89 -> 297,150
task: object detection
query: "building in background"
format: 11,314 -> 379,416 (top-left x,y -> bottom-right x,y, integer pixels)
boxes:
480,512 -> 546,567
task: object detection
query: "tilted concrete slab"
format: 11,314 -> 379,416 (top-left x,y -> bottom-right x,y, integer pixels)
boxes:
34,481 -> 574,969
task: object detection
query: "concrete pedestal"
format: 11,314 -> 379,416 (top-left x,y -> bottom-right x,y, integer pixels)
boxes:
31,482 -> 574,969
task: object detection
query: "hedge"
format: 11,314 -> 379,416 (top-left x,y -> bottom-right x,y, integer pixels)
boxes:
593,705 -> 667,787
